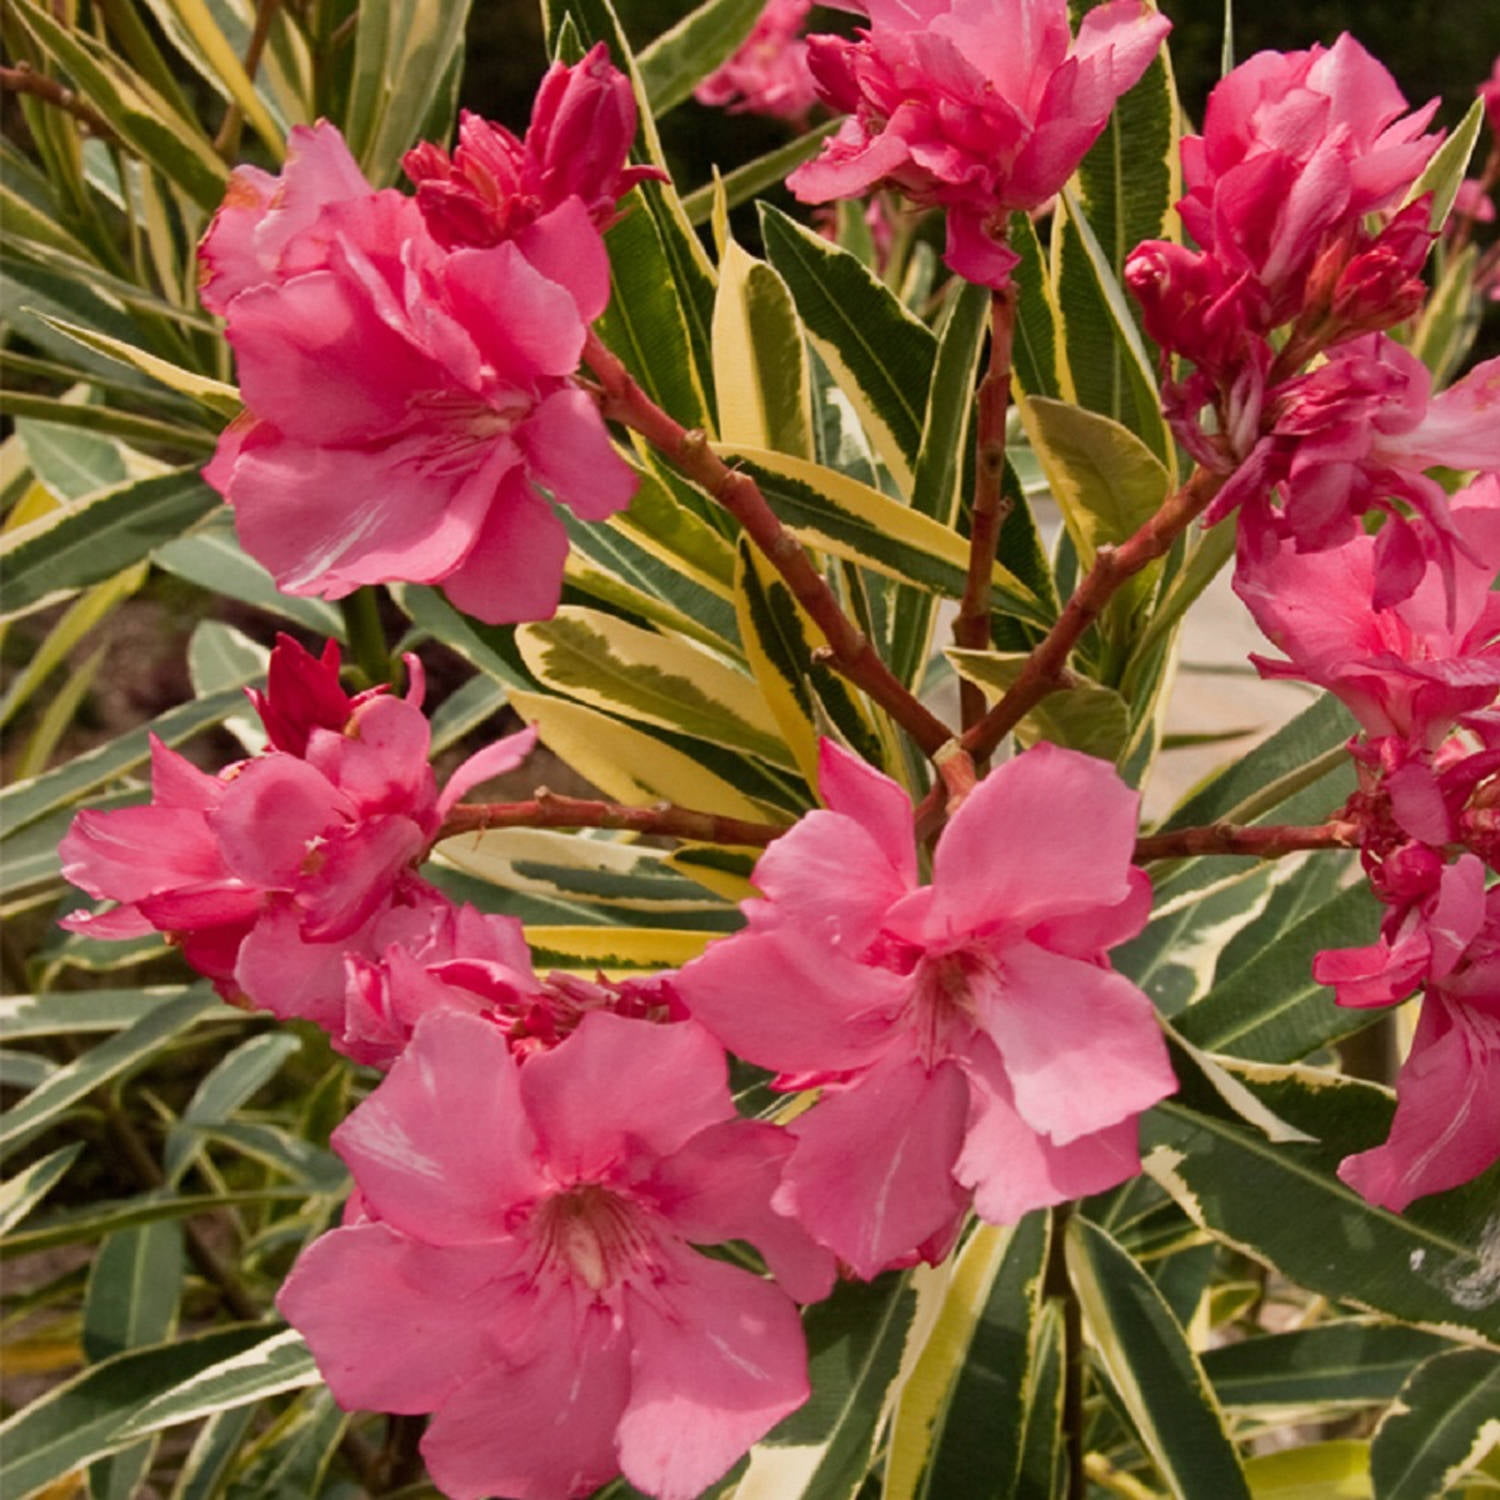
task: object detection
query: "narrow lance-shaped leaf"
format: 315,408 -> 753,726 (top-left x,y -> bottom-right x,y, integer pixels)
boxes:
636,0 -> 766,116
1067,1215 -> 1252,1499
1370,1348 -> 1500,1500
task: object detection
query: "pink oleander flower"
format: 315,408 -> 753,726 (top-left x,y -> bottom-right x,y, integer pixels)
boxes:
60,637 -> 535,1024
694,0 -> 820,124
1450,178 -> 1497,233
1323,862 -> 1500,1212
1233,474 -> 1500,747
200,118 -> 635,624
404,43 -> 664,249
674,740 -> 1176,1280
1212,337 -> 1500,605
343,900 -> 687,1069
278,1009 -> 833,1500
1175,34 -> 1440,329
786,0 -> 1171,288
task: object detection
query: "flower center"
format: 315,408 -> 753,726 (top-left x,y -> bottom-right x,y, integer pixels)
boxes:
904,944 -> 991,1067
530,1182 -> 658,1294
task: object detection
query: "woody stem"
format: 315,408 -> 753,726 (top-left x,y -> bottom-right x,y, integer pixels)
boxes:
439,790 -> 789,847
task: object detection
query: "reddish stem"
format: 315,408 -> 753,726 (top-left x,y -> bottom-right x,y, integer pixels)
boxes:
1,62 -> 115,139
439,789 -> 789,847
1133,819 -> 1358,863
954,283 -> 1020,743
960,465 -> 1224,764
582,329 -> 955,758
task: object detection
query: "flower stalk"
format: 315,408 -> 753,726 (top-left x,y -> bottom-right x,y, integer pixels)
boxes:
439,790 -> 789,848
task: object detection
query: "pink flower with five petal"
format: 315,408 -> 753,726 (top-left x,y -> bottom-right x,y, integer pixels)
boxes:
278,1009 -> 833,1500
675,740 -> 1176,1279
786,0 -> 1171,288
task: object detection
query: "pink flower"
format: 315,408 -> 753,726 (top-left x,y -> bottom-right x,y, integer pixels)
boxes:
404,43 -> 663,249
1450,178 -> 1497,232
1330,872 -> 1500,1212
200,120 -> 635,624
60,637 -> 535,1026
1213,338 -> 1500,603
787,0 -> 1171,288
694,0 -> 820,124
674,740 -> 1176,1279
342,901 -> 687,1069
1176,34 -> 1440,328
278,1009 -> 833,1500
1233,475 -> 1500,747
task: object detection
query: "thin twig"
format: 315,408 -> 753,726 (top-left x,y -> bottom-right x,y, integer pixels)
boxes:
213,0 -> 283,158
439,789 -> 789,848
960,465 -> 1224,764
953,281 -> 1019,745
1,62 -> 116,140
583,332 -> 956,758
1132,819 -> 1358,864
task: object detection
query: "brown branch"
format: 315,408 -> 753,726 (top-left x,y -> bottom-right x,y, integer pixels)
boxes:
960,464 -> 1225,764
438,788 -> 790,847
953,282 -> 1019,746
583,330 -> 956,758
1133,819 -> 1358,864
1,62 -> 115,140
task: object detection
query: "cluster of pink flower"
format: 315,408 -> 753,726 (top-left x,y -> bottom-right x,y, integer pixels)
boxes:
1237,477 -> 1500,1211
199,44 -> 654,624
1126,36 -> 1500,604
64,651 -> 1170,1497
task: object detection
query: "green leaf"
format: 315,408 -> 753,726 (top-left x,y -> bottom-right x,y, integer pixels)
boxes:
0,986 -> 198,1040
115,1327 -> 322,1442
1410,244 -> 1483,386
890,1213 -> 1051,1500
164,1032 -> 302,1185
343,0 -> 474,186
1175,882 -> 1382,1062
0,1142 -> 84,1234
3,467 -> 220,615
1052,184 -> 1173,467
760,203 -> 936,492
680,123 -> 839,226
0,987 -> 228,1161
1243,1442 -> 1372,1499
153,511 -> 346,638
636,0 -> 763,115
1404,98 -> 1485,231
1008,212 -> 1063,402
1142,1099 -> 1500,1342
1,392 -> 216,455
83,1219 -> 183,1362
1014,1302 -> 1065,1500
1371,1348 -> 1500,1500
169,1406 -> 258,1500
1067,1216 -> 1251,1500
730,447 -> 1049,628
599,193 -> 714,432
1,681 -> 257,841
516,606 -> 789,765
737,1272 -> 920,1499
0,1324 -> 270,1498
948,648 -> 1130,762
222,1386 -> 347,1500
1018,395 -> 1168,584
7,0 -> 229,210
713,238 -> 814,458
16,413 -> 127,501
1202,1322 -> 1455,1412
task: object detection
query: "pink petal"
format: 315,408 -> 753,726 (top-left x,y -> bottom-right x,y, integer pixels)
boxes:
334,1010 -> 543,1242
648,1119 -> 836,1303
957,1035 -> 1143,1221
779,1057 -> 970,1280
972,939 -> 1175,1144
438,724 -> 540,815
675,922 -> 906,1075
520,1012 -> 733,1177
276,1222 -> 515,1414
59,806 -> 226,902
513,197 -> 613,322
619,1251 -> 811,1500
520,387 -> 637,521
438,469 -> 572,625
817,739 -> 918,888
422,1300 -> 630,1500
926,742 -> 1138,933
210,755 -> 345,890
234,900 -> 351,1029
